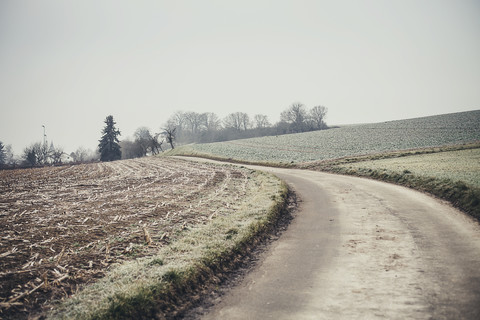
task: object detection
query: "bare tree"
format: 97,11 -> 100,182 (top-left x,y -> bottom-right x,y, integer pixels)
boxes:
22,142 -> 63,166
3,144 -> 17,168
134,127 -> 153,156
171,111 -> 186,132
38,142 -> 49,165
167,111 -> 202,143
202,112 -> 221,132
164,126 -> 176,149
69,147 -> 99,163
239,112 -> 251,131
50,145 -> 64,165
223,112 -> 250,131
223,113 -> 241,130
36,142 -> 49,165
120,139 -> 144,159
151,133 -> 163,154
25,150 -> 37,167
70,147 -> 88,163
184,112 -> 204,134
309,105 -> 328,130
23,143 -> 41,167
254,114 -> 271,129
280,102 -> 308,133
0,142 -> 5,168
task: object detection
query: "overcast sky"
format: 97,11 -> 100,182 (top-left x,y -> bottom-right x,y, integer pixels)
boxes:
1,0 -> 479,155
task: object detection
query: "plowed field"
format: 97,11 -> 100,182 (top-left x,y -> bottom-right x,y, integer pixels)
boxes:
0,157 -> 254,319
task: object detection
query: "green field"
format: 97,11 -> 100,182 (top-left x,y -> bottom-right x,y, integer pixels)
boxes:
170,110 -> 480,164
338,148 -> 480,188
322,147 -> 480,220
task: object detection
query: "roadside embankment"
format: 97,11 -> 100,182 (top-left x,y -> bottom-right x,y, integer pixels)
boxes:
46,163 -> 290,320
304,144 -> 480,221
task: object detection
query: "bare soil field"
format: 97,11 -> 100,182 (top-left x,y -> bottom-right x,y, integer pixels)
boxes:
0,157 -> 258,319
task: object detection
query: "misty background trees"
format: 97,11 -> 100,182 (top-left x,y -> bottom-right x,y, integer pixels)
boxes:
117,102 -> 328,160
163,103 -> 328,145
70,147 -> 98,163
279,103 -> 328,133
120,127 -> 164,159
2,102 -> 328,168
20,141 -> 65,167
0,142 -> 6,168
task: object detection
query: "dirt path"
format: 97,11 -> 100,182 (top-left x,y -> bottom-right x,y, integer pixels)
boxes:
185,162 -> 480,319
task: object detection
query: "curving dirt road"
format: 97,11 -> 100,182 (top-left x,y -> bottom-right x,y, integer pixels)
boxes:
196,164 -> 480,319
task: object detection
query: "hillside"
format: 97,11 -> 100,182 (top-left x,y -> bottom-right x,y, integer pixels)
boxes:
169,110 -> 480,164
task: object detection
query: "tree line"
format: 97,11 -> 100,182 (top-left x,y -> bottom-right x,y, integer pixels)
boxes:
0,102 -> 327,168
0,140 -> 69,169
162,102 -> 327,145
119,102 -> 327,159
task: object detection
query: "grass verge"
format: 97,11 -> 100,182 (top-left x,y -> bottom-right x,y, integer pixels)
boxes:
47,169 -> 290,320
300,142 -> 480,170
164,145 -> 294,168
326,166 -> 479,221
304,143 -> 480,221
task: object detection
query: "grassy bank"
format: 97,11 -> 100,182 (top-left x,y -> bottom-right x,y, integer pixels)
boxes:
308,145 -> 480,221
165,144 -> 294,168
48,168 -> 289,319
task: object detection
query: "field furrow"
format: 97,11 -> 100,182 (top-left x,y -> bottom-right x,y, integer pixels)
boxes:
0,157 -> 272,319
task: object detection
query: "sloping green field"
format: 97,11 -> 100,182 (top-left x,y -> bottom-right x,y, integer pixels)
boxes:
338,148 -> 480,188
170,110 -> 480,164
323,147 -> 480,220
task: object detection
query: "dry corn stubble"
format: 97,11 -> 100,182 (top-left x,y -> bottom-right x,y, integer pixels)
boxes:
0,156 -> 270,319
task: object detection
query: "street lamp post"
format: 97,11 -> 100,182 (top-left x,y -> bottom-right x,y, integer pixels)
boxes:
42,125 -> 46,147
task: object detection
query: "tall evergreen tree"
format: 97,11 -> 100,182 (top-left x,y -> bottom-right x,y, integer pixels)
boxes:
98,115 -> 122,161
0,141 -> 6,167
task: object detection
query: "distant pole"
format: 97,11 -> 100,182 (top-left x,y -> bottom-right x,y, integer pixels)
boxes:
42,125 -> 46,146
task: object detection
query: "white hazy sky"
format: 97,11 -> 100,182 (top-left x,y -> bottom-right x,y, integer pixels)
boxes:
1,0 -> 479,155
